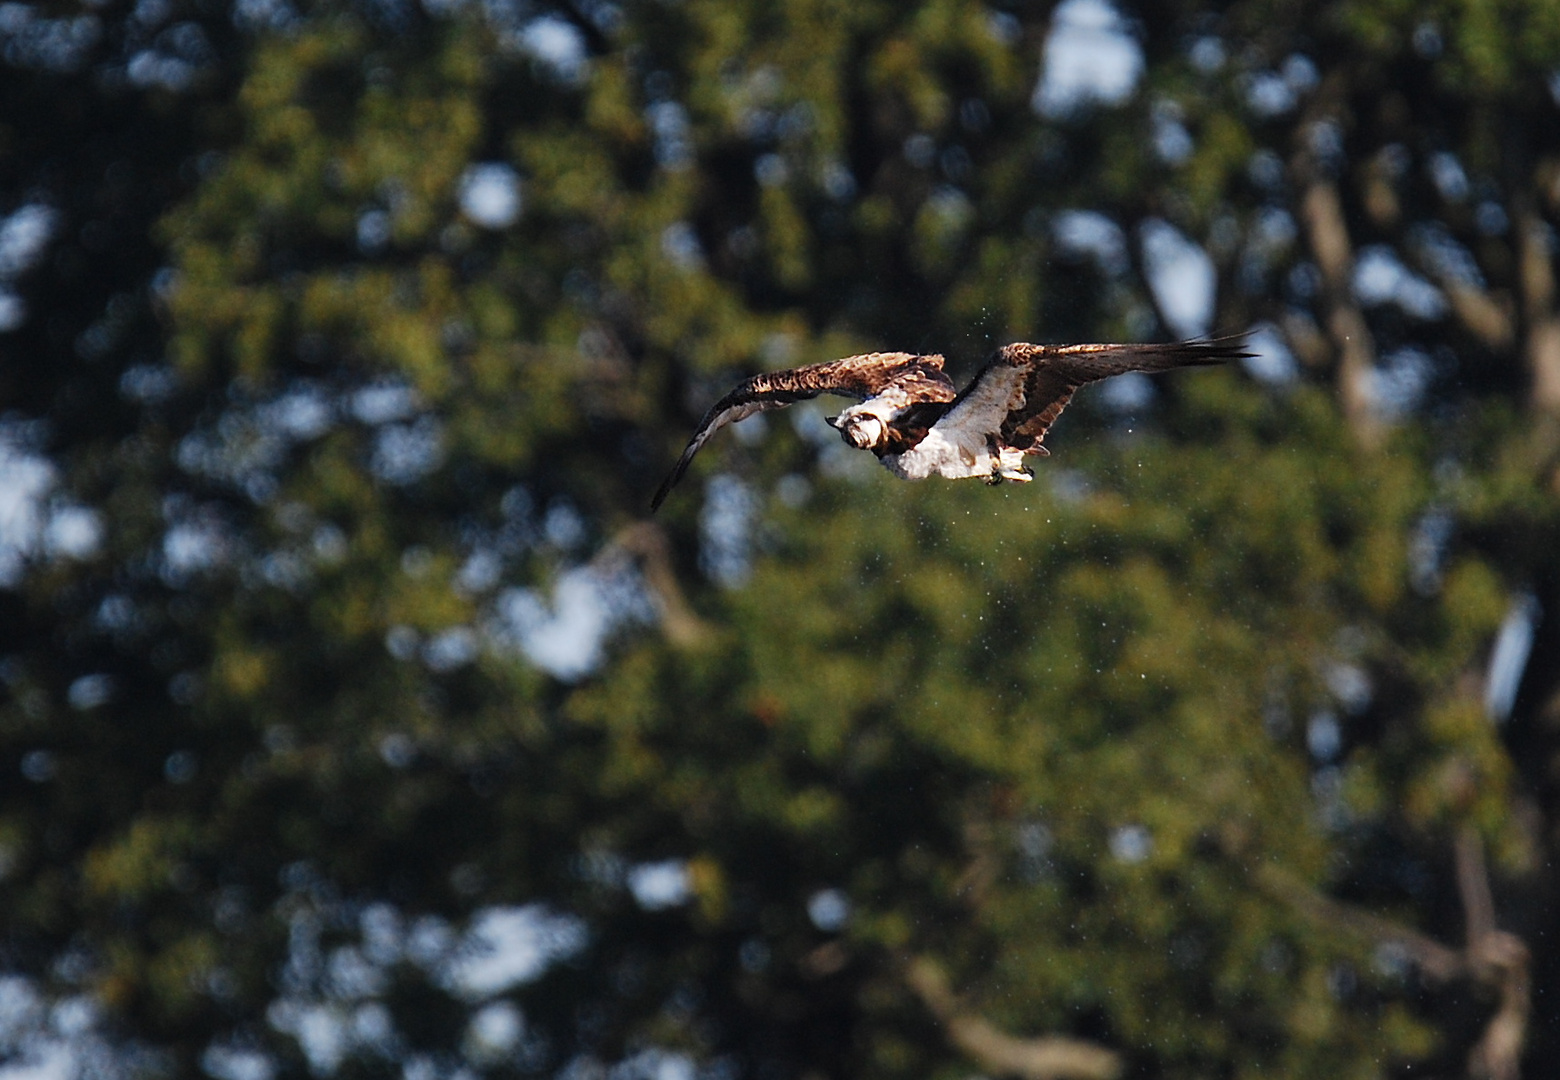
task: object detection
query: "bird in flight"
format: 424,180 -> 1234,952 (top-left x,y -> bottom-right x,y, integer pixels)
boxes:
651,336 -> 1249,511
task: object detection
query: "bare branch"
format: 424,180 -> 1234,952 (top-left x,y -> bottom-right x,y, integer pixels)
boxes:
1456,827 -> 1531,1080
596,522 -> 712,647
1512,197 -> 1560,415
1292,133 -> 1381,447
1255,833 -> 1532,1080
904,957 -> 1123,1080
1361,151 -> 1402,230
1405,253 -> 1516,351
1445,280 -> 1517,351
1252,863 -> 1467,981
1280,309 -> 1331,369
1455,826 -> 1497,947
1467,930 -> 1530,1080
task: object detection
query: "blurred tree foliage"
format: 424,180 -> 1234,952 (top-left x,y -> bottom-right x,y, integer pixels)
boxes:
2,0 -> 1560,1078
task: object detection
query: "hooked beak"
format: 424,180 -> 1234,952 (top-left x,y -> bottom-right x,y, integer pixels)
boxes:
824,415 -> 840,428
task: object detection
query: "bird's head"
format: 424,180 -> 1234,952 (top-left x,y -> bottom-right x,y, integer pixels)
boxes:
830,411 -> 887,451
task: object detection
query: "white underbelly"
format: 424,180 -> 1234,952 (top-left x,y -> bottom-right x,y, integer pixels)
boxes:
881,428 -> 1036,482
882,429 -> 995,480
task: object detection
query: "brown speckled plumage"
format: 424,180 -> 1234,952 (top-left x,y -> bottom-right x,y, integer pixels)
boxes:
651,337 -> 1249,510
651,353 -> 954,510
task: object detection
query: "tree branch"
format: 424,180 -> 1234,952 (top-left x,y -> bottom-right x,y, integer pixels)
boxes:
1407,253 -> 1516,351
1511,194 -> 1560,416
903,957 -> 1123,1080
1252,863 -> 1466,981
1288,90 -> 1381,447
1279,309 -> 1332,370
1293,167 -> 1381,447
1254,835 -> 1531,1080
1456,827 -> 1531,1080
596,522 -> 712,647
1455,826 -> 1497,947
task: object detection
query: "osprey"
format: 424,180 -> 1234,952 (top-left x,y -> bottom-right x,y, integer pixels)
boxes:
651,337 -> 1250,511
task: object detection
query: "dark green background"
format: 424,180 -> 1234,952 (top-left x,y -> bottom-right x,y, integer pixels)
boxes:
2,0 -> 1559,1076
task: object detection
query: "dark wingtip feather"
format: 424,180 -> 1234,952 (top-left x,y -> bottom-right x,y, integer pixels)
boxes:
649,480 -> 671,514
1174,333 -> 1255,365
649,454 -> 688,513
650,429 -> 711,512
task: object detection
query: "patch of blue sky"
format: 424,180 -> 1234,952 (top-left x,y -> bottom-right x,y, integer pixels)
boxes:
1032,0 -> 1142,117
1353,246 -> 1446,320
1140,219 -> 1215,337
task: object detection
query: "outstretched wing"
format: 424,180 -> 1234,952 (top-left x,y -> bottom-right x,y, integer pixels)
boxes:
651,352 -> 955,511
938,336 -> 1250,453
